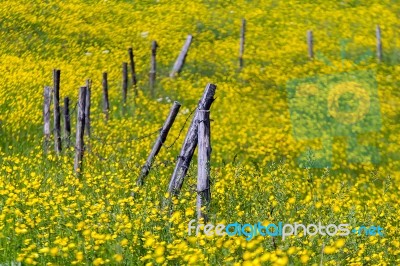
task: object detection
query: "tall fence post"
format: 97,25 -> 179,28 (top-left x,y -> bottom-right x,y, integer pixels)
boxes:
85,79 -> 91,137
167,83 -> 217,197
53,69 -> 62,154
64,97 -> 71,148
149,40 -> 158,97
376,25 -> 382,63
170,35 -> 193,78
122,62 -> 128,104
136,101 -> 181,186
43,86 -> 52,153
307,30 -> 314,59
102,72 -> 110,121
239,18 -> 246,69
74,86 -> 87,173
196,108 -> 211,221
128,47 -> 138,96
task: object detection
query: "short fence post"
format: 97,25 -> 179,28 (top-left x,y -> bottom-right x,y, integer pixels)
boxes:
307,30 -> 314,59
102,72 -> 110,121
167,83 -> 217,197
149,40 -> 158,97
170,35 -> 193,78
239,18 -> 246,69
122,62 -> 128,104
64,97 -> 71,148
128,47 -> 138,96
53,69 -> 62,154
376,25 -> 382,63
136,101 -> 181,186
43,86 -> 52,153
196,108 -> 211,221
85,79 -> 91,137
74,86 -> 87,174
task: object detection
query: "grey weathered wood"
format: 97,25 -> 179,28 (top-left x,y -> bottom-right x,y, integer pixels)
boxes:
149,41 -> 158,97
196,109 -> 211,221
136,101 -> 181,186
168,83 -> 216,196
74,86 -> 87,173
128,47 -> 138,96
376,25 -> 382,63
43,86 -> 52,152
170,35 -> 193,78
85,79 -> 91,137
307,30 -> 314,59
122,62 -> 128,104
63,97 -> 71,148
102,72 -> 110,121
53,69 -> 62,153
239,19 -> 246,69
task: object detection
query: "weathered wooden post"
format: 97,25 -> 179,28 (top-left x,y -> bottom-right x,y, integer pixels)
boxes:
136,101 -> 181,186
167,83 -> 216,197
63,97 -> 71,148
196,108 -> 211,221
239,18 -> 246,69
170,35 -> 193,78
53,69 -> 62,153
149,40 -> 158,97
74,86 -> 87,173
122,62 -> 128,104
128,47 -> 138,96
376,25 -> 382,63
43,86 -> 52,152
102,72 -> 110,121
85,79 -> 91,137
307,30 -> 314,59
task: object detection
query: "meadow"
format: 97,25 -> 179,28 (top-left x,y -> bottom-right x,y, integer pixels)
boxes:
0,0 -> 400,265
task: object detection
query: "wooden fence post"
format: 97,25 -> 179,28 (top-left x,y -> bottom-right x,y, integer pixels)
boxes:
53,69 -> 62,153
170,35 -> 193,78
122,62 -> 128,104
102,72 -> 110,121
43,86 -> 52,153
149,40 -> 158,97
74,86 -> 87,173
376,25 -> 382,63
128,47 -> 138,96
307,30 -> 314,59
239,18 -> 246,69
167,83 -> 216,197
136,101 -> 181,186
85,79 -> 91,137
64,97 -> 71,148
196,108 -> 211,221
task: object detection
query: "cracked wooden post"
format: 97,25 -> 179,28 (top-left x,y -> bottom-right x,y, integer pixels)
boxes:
239,18 -> 246,69
122,62 -> 128,104
63,97 -> 71,148
74,86 -> 87,174
53,69 -> 62,154
136,101 -> 181,186
102,72 -> 110,121
128,47 -> 138,96
170,35 -> 193,78
85,79 -> 91,137
167,83 -> 216,197
196,108 -> 211,221
149,40 -> 158,97
43,86 -> 52,153
376,25 -> 382,63
307,30 -> 313,59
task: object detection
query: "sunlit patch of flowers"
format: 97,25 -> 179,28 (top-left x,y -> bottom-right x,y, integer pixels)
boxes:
1,0 -> 400,265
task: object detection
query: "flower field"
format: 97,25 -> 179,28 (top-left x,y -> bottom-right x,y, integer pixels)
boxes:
1,0 -> 400,265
